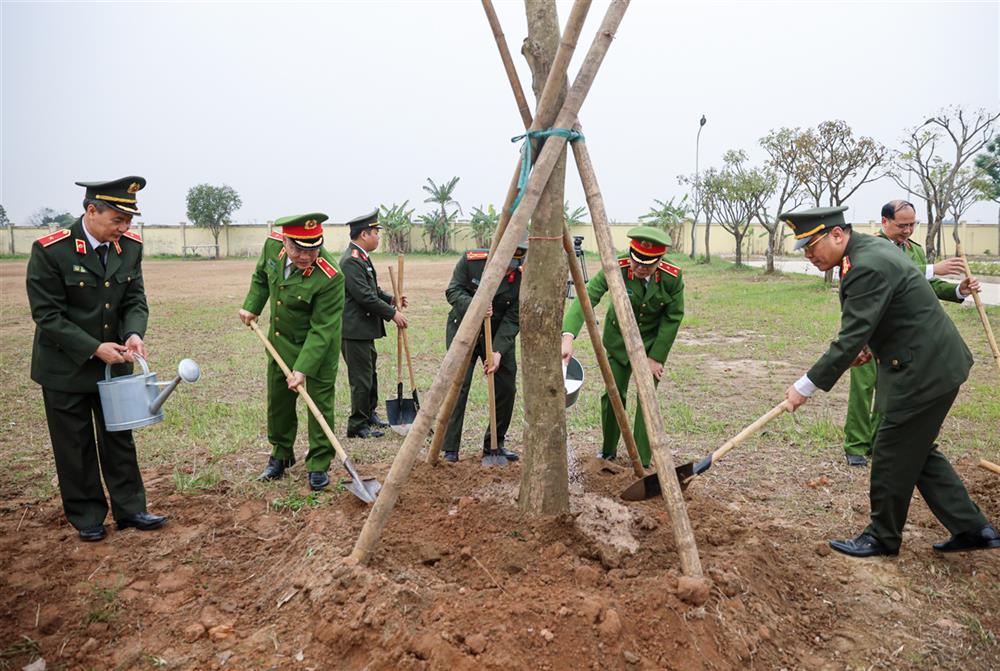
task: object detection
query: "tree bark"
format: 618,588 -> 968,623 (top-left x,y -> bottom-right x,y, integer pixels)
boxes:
733,231 -> 744,266
703,219 -> 711,261
517,0 -> 570,515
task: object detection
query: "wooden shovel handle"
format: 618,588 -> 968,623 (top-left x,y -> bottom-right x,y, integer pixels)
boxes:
388,266 -> 404,386
484,316 -> 498,453
957,244 -> 1000,373
711,401 -> 790,463
248,320 -> 350,464
390,258 -> 419,391
979,459 -> 1000,476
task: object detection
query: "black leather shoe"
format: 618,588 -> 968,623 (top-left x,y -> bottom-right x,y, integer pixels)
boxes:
368,413 -> 391,429
443,451 -> 459,463
258,456 -> 295,481
829,532 -> 897,557
483,445 -> 520,462
308,471 -> 330,491
933,524 -> 1000,553
116,511 -> 167,531
347,426 -> 384,439
845,454 -> 868,467
78,525 -> 107,542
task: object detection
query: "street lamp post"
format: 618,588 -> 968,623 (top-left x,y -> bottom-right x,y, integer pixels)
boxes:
691,114 -> 707,259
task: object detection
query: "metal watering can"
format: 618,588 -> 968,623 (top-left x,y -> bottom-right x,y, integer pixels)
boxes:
98,354 -> 201,431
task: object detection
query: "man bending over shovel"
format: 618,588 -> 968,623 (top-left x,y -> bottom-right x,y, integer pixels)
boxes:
783,206 -> 998,557
441,236 -> 528,463
562,227 -> 684,468
239,214 -> 345,491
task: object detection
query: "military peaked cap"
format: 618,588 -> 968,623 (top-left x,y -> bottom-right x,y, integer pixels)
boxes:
782,206 -> 848,250
75,176 -> 146,215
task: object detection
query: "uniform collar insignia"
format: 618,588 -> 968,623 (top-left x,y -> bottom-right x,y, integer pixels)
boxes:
841,255 -> 852,276
75,239 -> 86,255
303,266 -> 314,277
113,240 -> 122,254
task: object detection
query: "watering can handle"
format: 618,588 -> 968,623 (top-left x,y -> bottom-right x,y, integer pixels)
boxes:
104,352 -> 150,381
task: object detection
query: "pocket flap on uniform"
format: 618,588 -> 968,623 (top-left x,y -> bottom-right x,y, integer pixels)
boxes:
883,349 -> 913,370
65,275 -> 98,288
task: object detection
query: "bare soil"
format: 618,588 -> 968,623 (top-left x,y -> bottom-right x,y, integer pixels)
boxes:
1,258 -> 999,671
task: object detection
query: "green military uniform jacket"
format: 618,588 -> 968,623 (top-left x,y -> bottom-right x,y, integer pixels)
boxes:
27,218 -> 148,393
562,255 -> 684,365
446,250 -> 521,353
809,233 -> 972,414
875,231 -> 962,303
242,232 -> 345,381
339,242 -> 395,340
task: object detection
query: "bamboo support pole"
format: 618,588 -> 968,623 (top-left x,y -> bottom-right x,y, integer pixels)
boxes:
425,0 -> 594,465
485,317 -> 499,453
570,129 -> 704,578
351,0 -> 631,564
481,0 -> 643,478
957,243 -> 1000,373
978,459 -> 1000,476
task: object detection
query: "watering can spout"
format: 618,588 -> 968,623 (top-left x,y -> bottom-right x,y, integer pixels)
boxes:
149,358 -> 200,414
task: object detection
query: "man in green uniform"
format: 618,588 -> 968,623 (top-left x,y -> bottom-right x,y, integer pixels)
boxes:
561,227 -> 684,468
340,210 -> 407,439
783,206 -> 998,557
841,200 -> 979,466
239,213 -> 345,490
27,176 -> 166,541
441,238 -> 528,462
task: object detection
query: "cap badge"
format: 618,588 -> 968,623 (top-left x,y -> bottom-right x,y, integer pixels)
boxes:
304,219 -> 318,230
127,182 -> 141,194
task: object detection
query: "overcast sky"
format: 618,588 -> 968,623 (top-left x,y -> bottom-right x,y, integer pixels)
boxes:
2,0 -> 998,228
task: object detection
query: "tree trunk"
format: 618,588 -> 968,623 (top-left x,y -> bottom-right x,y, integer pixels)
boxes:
765,226 -> 777,273
689,214 -> 697,260
517,0 -> 569,515
996,203 -> 999,256
703,219 -> 711,262
733,231 -> 743,266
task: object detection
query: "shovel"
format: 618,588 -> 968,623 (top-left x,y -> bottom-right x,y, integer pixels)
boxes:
481,316 -> 507,466
386,262 -> 418,433
621,401 -> 790,501
398,255 -> 420,410
249,320 -> 381,504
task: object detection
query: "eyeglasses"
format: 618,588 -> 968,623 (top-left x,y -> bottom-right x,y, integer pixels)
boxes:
893,222 -> 917,230
804,232 -> 829,251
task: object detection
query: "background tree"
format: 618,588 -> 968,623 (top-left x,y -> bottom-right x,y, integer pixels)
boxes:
0,205 -> 10,227
945,165 -> 988,247
421,176 -> 461,253
795,119 -> 888,207
28,207 -> 74,228
759,127 -> 806,273
893,107 -> 999,260
563,201 -> 588,227
638,196 -> 689,255
711,150 -> 775,267
378,201 -> 414,253
681,169 -> 718,263
516,0 -> 569,516
975,137 -> 1000,254
468,204 -> 500,249
185,184 -> 242,258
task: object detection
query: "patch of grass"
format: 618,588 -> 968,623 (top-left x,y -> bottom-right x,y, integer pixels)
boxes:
172,465 -> 222,492
86,578 -> 124,624
0,635 -> 41,666
967,261 -> 1000,277
270,491 -> 322,512
507,529 -> 527,541
964,615 -> 998,648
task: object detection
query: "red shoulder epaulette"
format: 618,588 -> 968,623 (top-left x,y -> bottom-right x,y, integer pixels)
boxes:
841,255 -> 851,276
315,258 -> 338,279
657,261 -> 680,277
466,251 -> 489,261
37,229 -> 71,247
618,257 -> 631,267
268,231 -> 284,242
122,230 -> 143,243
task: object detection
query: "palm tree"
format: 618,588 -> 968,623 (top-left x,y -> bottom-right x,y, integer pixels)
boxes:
421,177 -> 462,253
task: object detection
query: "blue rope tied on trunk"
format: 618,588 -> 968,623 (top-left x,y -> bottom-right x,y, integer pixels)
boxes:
510,128 -> 585,213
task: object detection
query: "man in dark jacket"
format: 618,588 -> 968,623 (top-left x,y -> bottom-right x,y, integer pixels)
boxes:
440,238 -> 527,462
340,210 -> 407,438
26,176 -> 166,542
783,206 -> 997,557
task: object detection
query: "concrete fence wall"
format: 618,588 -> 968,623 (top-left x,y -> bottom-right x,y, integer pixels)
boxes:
4,220 -> 999,258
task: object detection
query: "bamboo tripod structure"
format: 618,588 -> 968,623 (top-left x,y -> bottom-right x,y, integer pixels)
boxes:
480,0 -> 701,577
350,0 -> 703,579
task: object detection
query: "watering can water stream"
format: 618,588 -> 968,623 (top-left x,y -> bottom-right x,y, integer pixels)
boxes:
97,354 -> 201,431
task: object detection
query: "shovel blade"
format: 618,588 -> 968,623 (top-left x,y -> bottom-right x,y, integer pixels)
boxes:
481,451 -> 508,466
387,395 -> 417,435
341,457 -> 381,504
620,455 -> 713,501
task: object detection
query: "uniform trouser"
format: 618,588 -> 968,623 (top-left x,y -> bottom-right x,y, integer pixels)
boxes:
342,338 -> 379,434
442,343 -> 517,454
266,360 -> 336,472
864,386 -> 988,551
843,360 -> 882,456
601,357 -> 660,467
41,388 -> 147,530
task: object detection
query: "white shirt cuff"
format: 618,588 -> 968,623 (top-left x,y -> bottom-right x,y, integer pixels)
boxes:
561,332 -> 575,338
794,374 -> 818,397
956,284 -> 965,300
925,264 -> 934,280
